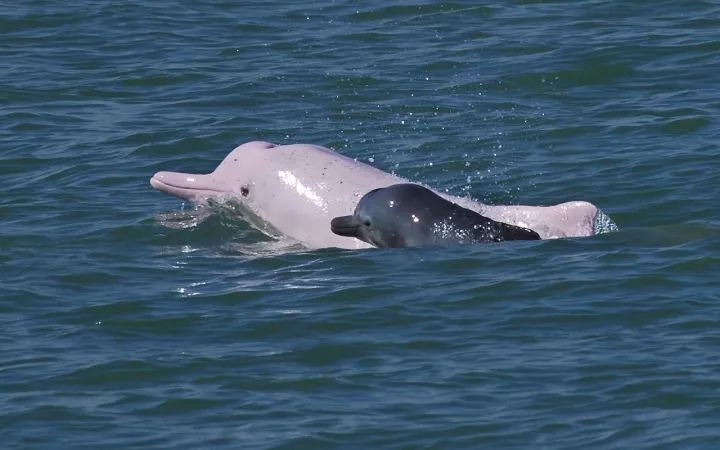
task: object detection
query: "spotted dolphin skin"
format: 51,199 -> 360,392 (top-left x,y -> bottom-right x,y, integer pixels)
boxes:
331,184 -> 540,248
150,141 -> 613,249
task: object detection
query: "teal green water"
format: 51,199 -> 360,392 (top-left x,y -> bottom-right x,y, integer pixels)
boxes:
2,1 -> 719,448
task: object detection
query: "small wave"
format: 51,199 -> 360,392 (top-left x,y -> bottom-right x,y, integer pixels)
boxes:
153,199 -> 312,257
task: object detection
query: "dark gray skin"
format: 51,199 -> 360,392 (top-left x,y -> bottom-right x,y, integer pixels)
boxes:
331,183 -> 540,248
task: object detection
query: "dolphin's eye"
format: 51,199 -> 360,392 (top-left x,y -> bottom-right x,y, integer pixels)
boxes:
364,220 -> 371,227
240,186 -> 250,197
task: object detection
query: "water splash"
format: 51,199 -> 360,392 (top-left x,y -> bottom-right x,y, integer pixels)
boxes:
593,209 -> 619,235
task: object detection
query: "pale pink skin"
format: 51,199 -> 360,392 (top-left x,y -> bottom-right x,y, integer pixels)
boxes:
150,141 -> 598,249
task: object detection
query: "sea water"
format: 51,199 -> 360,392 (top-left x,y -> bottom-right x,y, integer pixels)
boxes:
2,1 -> 719,448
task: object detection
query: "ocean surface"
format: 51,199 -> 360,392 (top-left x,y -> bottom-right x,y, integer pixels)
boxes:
2,1 -> 719,448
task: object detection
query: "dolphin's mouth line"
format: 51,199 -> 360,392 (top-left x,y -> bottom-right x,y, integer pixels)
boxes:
150,176 -> 224,192
150,172 -> 230,203
331,215 -> 362,238
330,225 -> 359,236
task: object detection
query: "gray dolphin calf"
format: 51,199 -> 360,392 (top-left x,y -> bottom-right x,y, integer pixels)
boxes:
331,184 -> 540,247
150,141 -> 614,249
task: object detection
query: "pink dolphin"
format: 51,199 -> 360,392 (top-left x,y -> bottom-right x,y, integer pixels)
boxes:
150,141 -> 613,249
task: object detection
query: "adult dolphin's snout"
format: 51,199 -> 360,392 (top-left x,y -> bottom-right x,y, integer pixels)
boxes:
150,171 -> 225,202
330,215 -> 363,238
